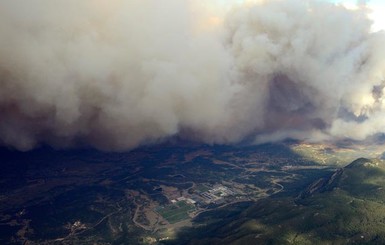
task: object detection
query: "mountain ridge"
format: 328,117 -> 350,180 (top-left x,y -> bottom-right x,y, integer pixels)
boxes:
299,158 -> 385,200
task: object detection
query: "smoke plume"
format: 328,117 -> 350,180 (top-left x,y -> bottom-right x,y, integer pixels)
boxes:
0,0 -> 384,151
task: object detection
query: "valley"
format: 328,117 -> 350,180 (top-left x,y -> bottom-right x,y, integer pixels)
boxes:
0,142 -> 384,244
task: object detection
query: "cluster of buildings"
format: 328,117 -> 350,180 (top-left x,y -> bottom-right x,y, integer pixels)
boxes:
169,184 -> 239,206
198,185 -> 236,204
166,184 -> 241,209
154,184 -> 244,226
170,196 -> 196,205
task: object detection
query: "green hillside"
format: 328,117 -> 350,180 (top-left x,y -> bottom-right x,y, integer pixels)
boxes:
166,158 -> 385,245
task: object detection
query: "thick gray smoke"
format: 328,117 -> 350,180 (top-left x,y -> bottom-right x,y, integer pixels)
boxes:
0,0 -> 384,151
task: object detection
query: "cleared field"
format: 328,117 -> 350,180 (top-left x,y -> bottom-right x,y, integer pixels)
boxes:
156,201 -> 195,224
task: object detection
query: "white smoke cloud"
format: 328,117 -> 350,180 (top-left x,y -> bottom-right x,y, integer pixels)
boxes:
0,0 -> 384,151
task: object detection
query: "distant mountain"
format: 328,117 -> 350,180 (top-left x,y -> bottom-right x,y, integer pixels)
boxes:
167,158 -> 385,245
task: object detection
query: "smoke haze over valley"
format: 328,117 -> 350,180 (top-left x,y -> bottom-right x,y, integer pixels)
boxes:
0,0 -> 385,151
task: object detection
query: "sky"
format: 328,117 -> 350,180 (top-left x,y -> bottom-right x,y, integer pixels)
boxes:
0,0 -> 384,151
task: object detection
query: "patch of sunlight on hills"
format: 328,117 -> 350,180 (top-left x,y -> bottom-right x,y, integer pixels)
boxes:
291,143 -> 385,166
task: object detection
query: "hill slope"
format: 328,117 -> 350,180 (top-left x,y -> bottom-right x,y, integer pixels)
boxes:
166,158 -> 385,245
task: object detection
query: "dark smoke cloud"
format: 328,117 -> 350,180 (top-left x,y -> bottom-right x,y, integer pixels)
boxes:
0,0 -> 384,151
